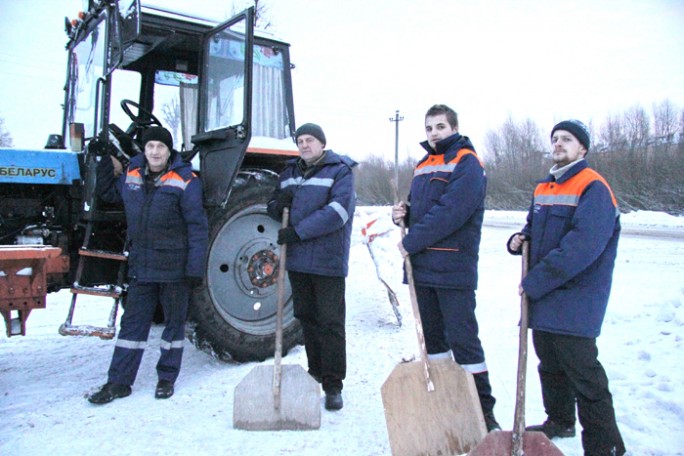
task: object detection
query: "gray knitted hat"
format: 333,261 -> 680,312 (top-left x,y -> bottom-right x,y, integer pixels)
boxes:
295,123 -> 326,146
551,119 -> 590,152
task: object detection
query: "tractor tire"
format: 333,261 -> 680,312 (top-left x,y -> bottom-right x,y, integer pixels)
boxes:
190,171 -> 302,362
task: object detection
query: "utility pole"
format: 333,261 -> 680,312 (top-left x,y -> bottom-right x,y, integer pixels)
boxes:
389,109 -> 404,199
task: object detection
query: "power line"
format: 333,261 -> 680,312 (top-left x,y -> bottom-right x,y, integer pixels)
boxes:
389,109 -> 404,201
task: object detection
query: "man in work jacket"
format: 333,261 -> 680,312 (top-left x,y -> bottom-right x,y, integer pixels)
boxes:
392,104 -> 500,432
89,126 -> 208,404
507,119 -> 625,455
267,123 -> 356,411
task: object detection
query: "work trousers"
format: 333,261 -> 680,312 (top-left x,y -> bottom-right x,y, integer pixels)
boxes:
532,330 -> 626,456
108,280 -> 190,386
288,271 -> 346,394
415,286 -> 495,413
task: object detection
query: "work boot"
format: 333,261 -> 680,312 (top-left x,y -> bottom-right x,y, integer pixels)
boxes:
526,419 -> 576,438
88,382 -> 131,404
324,391 -> 343,411
155,380 -> 174,399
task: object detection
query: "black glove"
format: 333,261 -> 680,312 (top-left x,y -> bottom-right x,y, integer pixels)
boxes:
277,227 -> 300,245
275,191 -> 293,213
89,131 -> 117,157
186,276 -> 203,288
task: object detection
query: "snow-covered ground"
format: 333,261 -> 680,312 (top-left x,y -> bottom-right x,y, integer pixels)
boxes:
1,208 -> 683,456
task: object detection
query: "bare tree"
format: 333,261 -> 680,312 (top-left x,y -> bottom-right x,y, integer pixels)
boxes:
355,156 -> 416,205
597,114 -> 626,152
0,117 -> 13,147
483,116 -> 546,209
652,100 -> 678,149
161,98 -> 181,147
624,105 -> 650,152
232,0 -> 273,29
253,0 -> 273,29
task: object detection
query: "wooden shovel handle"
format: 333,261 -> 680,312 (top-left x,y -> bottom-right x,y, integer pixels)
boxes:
273,208 -> 289,410
401,222 -> 435,392
511,241 -> 530,456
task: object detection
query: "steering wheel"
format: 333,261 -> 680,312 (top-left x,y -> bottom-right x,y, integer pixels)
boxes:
120,99 -> 162,134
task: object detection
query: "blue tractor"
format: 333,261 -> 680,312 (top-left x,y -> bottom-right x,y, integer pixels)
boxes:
0,1 -> 302,361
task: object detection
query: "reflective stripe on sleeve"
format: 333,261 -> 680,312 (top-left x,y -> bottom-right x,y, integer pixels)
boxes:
328,201 -> 349,224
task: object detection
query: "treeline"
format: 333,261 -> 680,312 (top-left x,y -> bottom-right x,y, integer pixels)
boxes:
355,100 -> 684,215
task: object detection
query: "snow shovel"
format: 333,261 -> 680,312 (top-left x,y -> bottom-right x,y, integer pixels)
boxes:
381,223 -> 487,455
233,208 -> 321,431
362,222 -> 402,326
469,242 -> 563,456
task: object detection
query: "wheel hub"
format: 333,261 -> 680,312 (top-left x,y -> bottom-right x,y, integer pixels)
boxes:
246,249 -> 279,288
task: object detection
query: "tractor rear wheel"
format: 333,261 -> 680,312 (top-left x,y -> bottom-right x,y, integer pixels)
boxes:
190,171 -> 302,362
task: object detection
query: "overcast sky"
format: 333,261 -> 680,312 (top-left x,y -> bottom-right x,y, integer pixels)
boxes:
1,0 -> 683,162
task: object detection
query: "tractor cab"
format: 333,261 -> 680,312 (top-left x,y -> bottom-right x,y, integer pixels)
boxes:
63,1 -> 297,205
51,1 -> 302,360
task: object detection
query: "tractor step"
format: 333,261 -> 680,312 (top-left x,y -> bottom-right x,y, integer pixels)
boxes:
71,284 -> 122,298
59,190 -> 128,339
78,248 -> 128,262
58,322 -> 115,339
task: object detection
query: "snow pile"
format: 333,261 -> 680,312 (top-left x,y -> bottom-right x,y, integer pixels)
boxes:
620,210 -> 684,229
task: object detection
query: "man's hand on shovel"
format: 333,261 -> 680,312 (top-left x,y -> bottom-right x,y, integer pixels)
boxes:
392,201 -> 410,257
392,201 -> 407,225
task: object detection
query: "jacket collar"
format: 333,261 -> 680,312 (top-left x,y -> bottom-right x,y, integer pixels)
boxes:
289,149 -> 357,169
543,158 -> 589,184
420,132 -> 475,156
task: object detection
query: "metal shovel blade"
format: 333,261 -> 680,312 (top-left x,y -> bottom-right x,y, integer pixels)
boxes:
233,363 -> 321,431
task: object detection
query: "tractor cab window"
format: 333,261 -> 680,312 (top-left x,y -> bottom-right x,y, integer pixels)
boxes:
202,38 -> 290,140
204,24 -> 249,133
66,17 -> 107,140
109,69 -> 141,128
252,43 -> 291,140
153,71 -> 199,153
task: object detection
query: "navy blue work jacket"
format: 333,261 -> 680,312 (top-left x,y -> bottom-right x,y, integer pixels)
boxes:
97,152 -> 208,282
403,133 -> 486,289
518,160 -> 620,338
268,150 -> 356,277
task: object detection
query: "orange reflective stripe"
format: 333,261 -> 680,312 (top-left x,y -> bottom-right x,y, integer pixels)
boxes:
125,168 -> 143,185
161,171 -> 190,190
454,149 -> 484,168
534,168 -> 617,207
416,153 -> 447,171
415,148 -> 482,176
